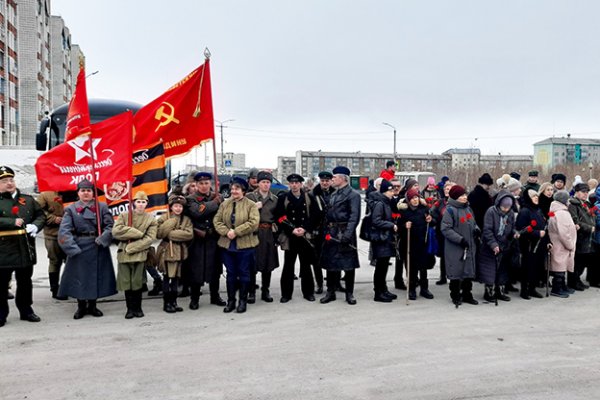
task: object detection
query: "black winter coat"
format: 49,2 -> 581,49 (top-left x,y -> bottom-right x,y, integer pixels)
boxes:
320,185 -> 361,271
467,184 -> 493,230
398,202 -> 431,270
370,195 -> 396,259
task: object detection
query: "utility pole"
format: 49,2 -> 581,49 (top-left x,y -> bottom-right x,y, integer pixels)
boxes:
382,122 -> 397,164
215,119 -> 234,172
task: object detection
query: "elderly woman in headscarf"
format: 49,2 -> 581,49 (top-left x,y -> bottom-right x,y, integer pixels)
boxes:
478,190 -> 517,303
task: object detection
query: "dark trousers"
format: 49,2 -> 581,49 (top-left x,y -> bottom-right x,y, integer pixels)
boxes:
374,257 -> 390,293
281,237 -> 314,299
409,267 -> 428,290
394,257 -> 404,286
162,276 -> 179,294
326,270 -> 355,294
0,266 -> 34,319
223,249 -> 254,286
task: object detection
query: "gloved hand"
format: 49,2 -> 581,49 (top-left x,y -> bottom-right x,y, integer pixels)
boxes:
25,224 -> 38,238
460,238 -> 469,249
95,237 -> 106,247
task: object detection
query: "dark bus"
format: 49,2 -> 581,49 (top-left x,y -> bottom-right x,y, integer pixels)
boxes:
36,98 -> 142,151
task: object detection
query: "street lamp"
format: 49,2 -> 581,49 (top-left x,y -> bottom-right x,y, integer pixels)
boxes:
85,70 -> 99,78
215,119 -> 234,172
382,122 -> 397,164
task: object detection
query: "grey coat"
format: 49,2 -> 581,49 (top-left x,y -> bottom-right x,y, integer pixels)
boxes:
246,190 -> 280,272
441,199 -> 478,280
57,200 -> 117,300
477,191 -> 516,285
320,184 -> 361,271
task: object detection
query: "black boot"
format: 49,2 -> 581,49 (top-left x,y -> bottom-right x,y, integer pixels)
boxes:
87,300 -> 103,317
133,290 -> 144,318
237,282 -> 249,313
172,292 -> 183,312
223,280 -> 237,313
261,289 -> 273,302
163,293 -> 176,313
483,285 -> 495,302
520,282 -> 531,300
374,291 -> 393,303
551,273 -> 569,298
189,284 -> 201,310
247,290 -> 256,304
148,277 -> 163,296
345,292 -> 357,305
210,280 -> 227,306
125,290 -> 135,319
495,285 -> 511,302
49,272 -> 67,300
449,280 -> 461,306
74,300 -> 87,319
320,290 -> 337,304
419,278 -> 434,299
460,280 -> 478,305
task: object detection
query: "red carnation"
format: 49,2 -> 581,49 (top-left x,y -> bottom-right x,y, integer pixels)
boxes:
526,226 -> 533,233
530,220 -> 537,227
460,217 -> 466,223
325,234 -> 332,241
76,207 -> 83,214
278,215 -> 288,224
548,211 -> 556,218
466,213 -> 472,220
11,206 -> 19,215
54,196 -> 63,204
392,213 -> 401,219
426,197 -> 433,202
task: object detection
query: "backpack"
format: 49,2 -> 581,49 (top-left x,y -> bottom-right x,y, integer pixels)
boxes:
359,213 -> 374,242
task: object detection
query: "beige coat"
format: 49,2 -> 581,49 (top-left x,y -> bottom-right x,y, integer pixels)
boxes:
548,201 -> 576,273
214,197 -> 259,250
156,213 -> 193,270
112,212 -> 158,263
36,191 -> 64,238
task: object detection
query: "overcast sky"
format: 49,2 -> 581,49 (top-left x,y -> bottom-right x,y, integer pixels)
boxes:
51,0 -> 600,171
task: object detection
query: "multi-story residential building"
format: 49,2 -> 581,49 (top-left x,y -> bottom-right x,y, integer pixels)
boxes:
276,156 -> 296,182
50,15 -> 74,109
289,149 -> 532,179
534,135 -> 600,169
0,0 -> 19,146
18,0 -> 52,147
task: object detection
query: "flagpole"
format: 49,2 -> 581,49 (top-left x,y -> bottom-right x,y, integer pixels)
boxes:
88,134 -> 102,236
202,49 -> 220,193
127,127 -> 134,227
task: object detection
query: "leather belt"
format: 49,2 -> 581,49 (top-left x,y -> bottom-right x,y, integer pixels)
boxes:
75,231 -> 98,237
259,223 -> 273,229
0,229 -> 26,237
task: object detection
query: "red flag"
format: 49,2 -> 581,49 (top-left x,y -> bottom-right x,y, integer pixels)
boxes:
65,65 -> 92,142
133,60 -> 215,158
35,111 -> 134,193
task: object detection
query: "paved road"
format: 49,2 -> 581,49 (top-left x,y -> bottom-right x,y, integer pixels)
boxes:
1,237 -> 600,400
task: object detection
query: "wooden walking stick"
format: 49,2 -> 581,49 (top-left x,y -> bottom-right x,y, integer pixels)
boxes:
546,249 -> 551,297
406,226 -> 411,306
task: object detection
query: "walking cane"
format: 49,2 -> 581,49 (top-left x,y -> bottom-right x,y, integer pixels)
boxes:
494,251 -> 501,307
406,227 -> 411,306
546,249 -> 551,297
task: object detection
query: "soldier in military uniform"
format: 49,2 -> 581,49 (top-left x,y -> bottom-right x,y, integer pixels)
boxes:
112,191 -> 158,319
37,190 -> 68,299
310,171 -> 335,293
246,171 -> 280,302
276,173 -> 321,303
185,172 -> 226,309
58,179 -> 117,319
0,166 -> 44,327
320,166 -> 362,305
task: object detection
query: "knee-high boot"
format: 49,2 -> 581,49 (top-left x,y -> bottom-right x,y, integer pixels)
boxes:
449,279 -> 461,305
223,279 -> 237,313
261,271 -> 273,302
133,289 -> 144,318
74,300 -> 87,319
125,290 -> 135,319
237,282 -> 248,313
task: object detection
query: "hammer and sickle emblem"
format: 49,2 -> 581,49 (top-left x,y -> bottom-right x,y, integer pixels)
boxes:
154,102 -> 180,132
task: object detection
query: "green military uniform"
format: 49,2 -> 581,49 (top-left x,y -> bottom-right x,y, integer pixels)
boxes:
36,191 -> 67,298
0,166 -> 45,326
